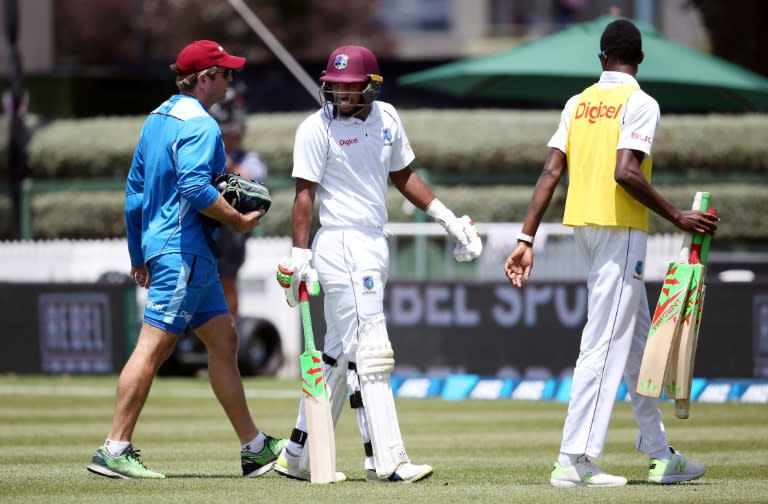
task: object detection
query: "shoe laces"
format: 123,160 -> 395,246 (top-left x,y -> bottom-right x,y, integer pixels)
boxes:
124,449 -> 149,469
265,436 -> 280,453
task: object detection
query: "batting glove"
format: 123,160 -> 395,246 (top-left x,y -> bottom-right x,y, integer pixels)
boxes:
451,216 -> 483,262
427,199 -> 483,262
276,247 -> 319,307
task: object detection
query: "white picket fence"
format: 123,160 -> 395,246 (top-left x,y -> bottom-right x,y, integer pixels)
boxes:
0,227 -> 685,287
385,222 -> 684,282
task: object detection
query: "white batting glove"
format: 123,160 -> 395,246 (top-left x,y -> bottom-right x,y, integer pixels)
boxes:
276,247 -> 319,307
426,199 -> 483,262
451,216 -> 483,262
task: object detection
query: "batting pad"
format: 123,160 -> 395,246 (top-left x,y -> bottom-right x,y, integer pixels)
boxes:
357,314 -> 409,477
297,353 -> 349,473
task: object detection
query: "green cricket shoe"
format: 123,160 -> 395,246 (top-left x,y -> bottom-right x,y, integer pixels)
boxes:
241,435 -> 287,477
648,447 -> 706,484
550,456 -> 627,488
86,446 -> 166,480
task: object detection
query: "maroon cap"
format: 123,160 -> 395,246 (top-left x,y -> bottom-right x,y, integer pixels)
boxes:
174,40 -> 246,74
320,45 -> 380,83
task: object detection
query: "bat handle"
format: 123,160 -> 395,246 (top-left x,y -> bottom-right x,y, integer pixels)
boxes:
298,280 -> 309,303
699,208 -> 717,266
679,192 -> 706,262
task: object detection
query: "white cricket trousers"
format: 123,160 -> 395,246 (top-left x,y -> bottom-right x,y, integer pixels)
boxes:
560,226 -> 669,458
312,226 -> 389,361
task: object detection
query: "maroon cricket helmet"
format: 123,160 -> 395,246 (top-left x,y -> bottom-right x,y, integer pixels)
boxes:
320,45 -> 380,83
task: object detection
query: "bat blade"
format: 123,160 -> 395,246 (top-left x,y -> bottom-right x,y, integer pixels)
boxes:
663,265 -> 704,401
637,263 -> 694,397
673,284 -> 706,419
298,282 -> 336,484
304,388 -> 336,483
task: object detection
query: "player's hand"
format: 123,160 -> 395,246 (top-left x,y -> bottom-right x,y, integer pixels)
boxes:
276,247 -> 319,307
674,209 -> 719,235
451,216 -> 483,262
131,265 -> 151,289
444,215 -> 473,246
427,200 -> 482,262
504,243 -> 533,288
232,209 -> 265,233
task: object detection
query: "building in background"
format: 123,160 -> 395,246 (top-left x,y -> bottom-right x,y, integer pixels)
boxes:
2,0 -> 707,76
376,0 -> 708,58
0,0 -> 53,75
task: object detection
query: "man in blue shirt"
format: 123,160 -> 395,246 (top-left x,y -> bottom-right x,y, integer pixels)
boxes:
87,40 -> 285,480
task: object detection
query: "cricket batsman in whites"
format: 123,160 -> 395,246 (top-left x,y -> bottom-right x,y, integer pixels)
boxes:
274,44 -> 482,482
504,19 -> 717,487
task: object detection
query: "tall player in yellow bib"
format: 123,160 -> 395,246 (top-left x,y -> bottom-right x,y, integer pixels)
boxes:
504,19 -> 718,487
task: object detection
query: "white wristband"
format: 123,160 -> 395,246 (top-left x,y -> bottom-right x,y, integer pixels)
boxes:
291,247 -> 312,262
425,199 -> 456,224
516,232 -> 534,245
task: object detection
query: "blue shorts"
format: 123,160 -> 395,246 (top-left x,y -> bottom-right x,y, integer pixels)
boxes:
143,252 -> 228,333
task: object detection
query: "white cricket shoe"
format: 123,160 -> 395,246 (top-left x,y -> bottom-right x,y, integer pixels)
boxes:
365,460 -> 433,483
648,446 -> 706,484
550,456 -> 628,488
273,448 -> 347,482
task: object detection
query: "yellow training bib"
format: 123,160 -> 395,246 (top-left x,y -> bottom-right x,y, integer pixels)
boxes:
564,83 -> 652,231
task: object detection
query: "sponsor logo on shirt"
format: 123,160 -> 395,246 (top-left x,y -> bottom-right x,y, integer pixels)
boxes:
362,275 -> 376,294
574,101 -> 623,124
630,131 -> 652,144
146,300 -> 165,311
382,128 -> 393,146
339,137 -> 359,146
633,260 -> 644,280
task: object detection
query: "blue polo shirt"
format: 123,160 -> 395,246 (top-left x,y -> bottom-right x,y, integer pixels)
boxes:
125,94 -> 226,266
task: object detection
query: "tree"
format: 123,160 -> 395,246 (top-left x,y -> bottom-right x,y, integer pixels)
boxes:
54,0 -> 137,64
54,0 -> 394,67
688,0 -> 768,77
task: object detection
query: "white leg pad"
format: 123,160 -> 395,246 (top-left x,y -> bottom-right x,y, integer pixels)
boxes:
356,314 -> 409,478
297,353 -> 349,473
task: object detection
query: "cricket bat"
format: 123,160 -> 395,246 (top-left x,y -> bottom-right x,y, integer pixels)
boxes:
298,281 -> 336,484
637,192 -> 709,397
665,207 -> 717,419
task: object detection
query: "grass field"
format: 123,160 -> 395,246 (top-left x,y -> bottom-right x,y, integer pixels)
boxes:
1,375 -> 766,503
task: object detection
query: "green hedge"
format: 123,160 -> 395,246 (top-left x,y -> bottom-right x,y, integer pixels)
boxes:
7,111 -> 768,180
29,191 -> 126,239
26,117 -> 139,178
1,111 -> 766,246
13,183 -> 764,248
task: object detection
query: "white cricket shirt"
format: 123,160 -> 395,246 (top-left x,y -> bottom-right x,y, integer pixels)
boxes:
292,101 -> 415,229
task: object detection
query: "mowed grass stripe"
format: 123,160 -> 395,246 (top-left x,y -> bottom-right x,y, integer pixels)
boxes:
1,376 -> 767,504
0,383 -> 298,399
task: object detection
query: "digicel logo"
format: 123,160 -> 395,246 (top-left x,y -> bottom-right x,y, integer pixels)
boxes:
574,101 -> 623,123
